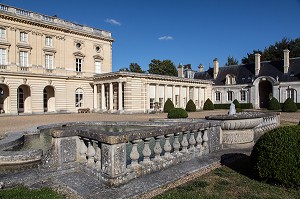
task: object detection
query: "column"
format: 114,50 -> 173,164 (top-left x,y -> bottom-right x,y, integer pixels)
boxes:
109,83 -> 113,111
155,84 -> 159,103
164,84 -> 168,103
198,87 -> 201,108
118,82 -> 123,111
179,86 -> 183,108
186,86 -> 190,101
101,84 -> 106,111
93,84 -> 98,111
146,83 -> 150,111
172,85 -> 175,106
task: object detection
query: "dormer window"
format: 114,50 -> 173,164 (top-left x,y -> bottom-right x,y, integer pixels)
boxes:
225,74 -> 236,85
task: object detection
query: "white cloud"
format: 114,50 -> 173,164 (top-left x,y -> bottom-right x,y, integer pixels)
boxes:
158,36 -> 174,41
105,18 -> 121,26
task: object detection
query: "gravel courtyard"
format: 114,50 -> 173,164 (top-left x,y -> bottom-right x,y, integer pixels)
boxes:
0,110 -> 299,136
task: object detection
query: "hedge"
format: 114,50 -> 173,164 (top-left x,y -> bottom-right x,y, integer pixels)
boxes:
167,108 -> 188,118
185,99 -> 196,112
163,98 -> 175,113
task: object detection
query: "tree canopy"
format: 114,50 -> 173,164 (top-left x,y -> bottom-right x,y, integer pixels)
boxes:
148,59 -> 177,76
242,37 -> 300,64
225,56 -> 239,66
119,63 -> 145,73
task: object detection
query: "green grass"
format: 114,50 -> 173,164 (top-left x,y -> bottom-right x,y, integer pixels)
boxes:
0,187 -> 63,199
154,156 -> 300,199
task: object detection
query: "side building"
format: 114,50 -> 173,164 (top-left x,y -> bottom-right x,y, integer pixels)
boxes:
194,50 -> 300,108
0,4 -> 113,114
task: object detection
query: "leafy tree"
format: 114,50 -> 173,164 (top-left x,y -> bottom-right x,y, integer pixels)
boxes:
148,59 -> 177,76
225,56 -> 239,66
242,37 -> 300,64
119,63 -> 145,73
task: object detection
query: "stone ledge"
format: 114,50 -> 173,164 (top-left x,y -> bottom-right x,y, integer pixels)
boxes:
0,132 -> 24,150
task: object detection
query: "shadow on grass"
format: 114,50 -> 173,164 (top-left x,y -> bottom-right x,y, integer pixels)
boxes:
220,153 -> 258,180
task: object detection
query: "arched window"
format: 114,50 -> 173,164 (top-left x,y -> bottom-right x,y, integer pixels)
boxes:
227,91 -> 234,101
75,88 -> 84,107
215,91 -> 221,102
287,88 -> 297,102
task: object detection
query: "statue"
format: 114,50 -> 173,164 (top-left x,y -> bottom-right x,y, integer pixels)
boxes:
229,102 -> 236,115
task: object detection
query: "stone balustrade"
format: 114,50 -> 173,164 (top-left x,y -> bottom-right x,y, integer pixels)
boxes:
40,121 -> 221,186
254,112 -> 280,134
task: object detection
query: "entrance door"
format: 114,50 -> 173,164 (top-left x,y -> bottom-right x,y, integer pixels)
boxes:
259,80 -> 272,108
18,87 -> 24,113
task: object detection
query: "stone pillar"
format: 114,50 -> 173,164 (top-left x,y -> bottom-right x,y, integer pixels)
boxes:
198,87 -> 201,108
179,86 -> 183,108
155,84 -> 159,103
186,86 -> 190,101
172,85 -> 176,106
146,83 -> 150,112
101,84 -> 106,111
118,82 -> 123,111
93,84 -> 98,111
109,83 -> 113,111
164,84 -> 168,103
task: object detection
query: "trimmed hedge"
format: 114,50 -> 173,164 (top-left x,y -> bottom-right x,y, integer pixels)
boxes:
163,98 -> 175,113
251,125 -> 300,187
185,99 -> 196,112
232,99 -> 241,109
203,99 -> 214,110
214,103 -> 253,109
268,97 -> 281,110
282,98 -> 297,112
167,108 -> 188,118
280,103 -> 300,110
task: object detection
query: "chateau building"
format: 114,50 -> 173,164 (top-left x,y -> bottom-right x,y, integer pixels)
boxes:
0,4 -> 113,114
193,50 -> 300,109
0,4 -> 213,114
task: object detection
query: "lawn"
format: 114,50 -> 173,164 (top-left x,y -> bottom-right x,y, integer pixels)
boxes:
154,155 -> 300,199
0,187 -> 63,199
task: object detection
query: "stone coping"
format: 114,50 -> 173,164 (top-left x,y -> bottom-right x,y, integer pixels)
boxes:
205,111 -> 280,120
0,149 -> 42,165
49,120 -> 219,145
0,132 -> 24,151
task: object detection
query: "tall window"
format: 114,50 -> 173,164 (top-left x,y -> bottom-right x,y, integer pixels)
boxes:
240,90 -> 246,102
20,32 -> 28,42
75,88 -> 84,108
159,98 -> 163,109
19,51 -> 28,67
45,36 -> 52,47
287,88 -> 297,102
45,54 -> 53,69
175,95 -> 179,107
95,60 -> 101,74
0,49 -> 6,65
0,28 -> 6,39
150,98 -> 154,109
227,91 -> 234,101
215,92 -> 221,102
76,58 -> 82,72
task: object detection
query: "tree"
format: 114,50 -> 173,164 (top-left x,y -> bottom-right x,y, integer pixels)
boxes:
119,63 -> 145,73
225,56 -> 239,66
148,59 -> 177,76
242,37 -> 300,64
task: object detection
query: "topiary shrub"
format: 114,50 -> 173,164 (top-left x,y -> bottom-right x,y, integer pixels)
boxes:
250,125 -> 300,187
185,99 -> 196,112
167,108 -> 188,118
163,98 -> 175,113
203,98 -> 214,110
268,97 -> 281,110
232,99 -> 241,109
282,98 -> 297,112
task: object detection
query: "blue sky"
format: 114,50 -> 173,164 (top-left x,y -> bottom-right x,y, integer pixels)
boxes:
2,0 -> 300,72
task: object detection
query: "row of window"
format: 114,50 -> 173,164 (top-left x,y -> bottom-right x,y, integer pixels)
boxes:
149,96 -> 198,110
215,90 -> 247,102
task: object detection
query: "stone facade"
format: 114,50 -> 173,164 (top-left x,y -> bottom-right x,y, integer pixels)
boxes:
0,4 -> 113,114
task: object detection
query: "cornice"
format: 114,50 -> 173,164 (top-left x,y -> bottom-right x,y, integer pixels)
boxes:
0,12 -> 114,42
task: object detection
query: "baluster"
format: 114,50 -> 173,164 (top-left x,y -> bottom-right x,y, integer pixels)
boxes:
130,139 -> 141,167
142,138 -> 152,165
94,142 -> 101,171
196,129 -> 203,156
79,138 -> 88,163
202,129 -> 209,155
163,134 -> 173,160
181,131 -> 189,154
189,130 -> 196,153
153,136 -> 163,162
87,140 -> 96,167
173,132 -> 181,157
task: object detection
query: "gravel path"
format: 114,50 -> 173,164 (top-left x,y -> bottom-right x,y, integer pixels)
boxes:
0,110 -> 298,136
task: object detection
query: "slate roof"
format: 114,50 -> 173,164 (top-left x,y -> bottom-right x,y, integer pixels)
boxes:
194,57 -> 300,85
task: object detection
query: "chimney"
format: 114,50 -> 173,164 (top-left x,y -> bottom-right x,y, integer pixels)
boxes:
283,49 -> 290,74
198,64 -> 204,72
255,53 -> 261,76
178,64 -> 183,78
213,58 -> 219,79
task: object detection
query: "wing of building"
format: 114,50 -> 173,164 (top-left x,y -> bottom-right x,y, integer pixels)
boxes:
193,51 -> 300,109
